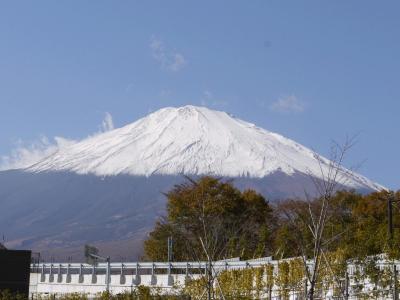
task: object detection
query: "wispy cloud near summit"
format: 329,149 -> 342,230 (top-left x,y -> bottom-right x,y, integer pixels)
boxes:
101,112 -> 114,132
0,112 -> 115,171
270,95 -> 305,113
0,136 -> 74,171
150,36 -> 186,72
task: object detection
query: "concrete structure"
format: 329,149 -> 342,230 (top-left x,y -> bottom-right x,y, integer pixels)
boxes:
29,256 -> 400,299
29,258 -> 271,297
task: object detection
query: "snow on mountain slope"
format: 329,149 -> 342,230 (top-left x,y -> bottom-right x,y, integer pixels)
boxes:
27,105 -> 383,191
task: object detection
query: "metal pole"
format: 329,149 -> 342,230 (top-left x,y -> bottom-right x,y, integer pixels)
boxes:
345,271 -> 349,300
167,236 -> 173,262
389,196 -> 394,241
106,257 -> 110,293
88,253 -> 111,292
394,265 -> 398,300
167,236 -> 170,262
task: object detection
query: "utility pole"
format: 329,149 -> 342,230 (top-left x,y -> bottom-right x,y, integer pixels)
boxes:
167,236 -> 173,262
90,253 -> 111,293
389,195 -> 393,240
345,271 -> 349,300
394,264 -> 398,300
388,192 -> 398,242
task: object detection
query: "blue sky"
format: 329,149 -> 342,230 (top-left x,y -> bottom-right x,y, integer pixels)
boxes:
0,1 -> 399,189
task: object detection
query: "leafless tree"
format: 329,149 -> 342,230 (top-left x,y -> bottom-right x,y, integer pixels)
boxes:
280,136 -> 357,299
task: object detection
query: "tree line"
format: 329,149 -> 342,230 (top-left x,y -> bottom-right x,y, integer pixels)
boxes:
144,176 -> 400,263
143,175 -> 399,299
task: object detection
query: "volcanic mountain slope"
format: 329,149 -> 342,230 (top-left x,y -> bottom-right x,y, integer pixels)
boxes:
0,106 -> 383,260
28,105 -> 381,190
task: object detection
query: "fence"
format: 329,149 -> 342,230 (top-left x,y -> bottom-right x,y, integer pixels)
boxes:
29,256 -> 400,299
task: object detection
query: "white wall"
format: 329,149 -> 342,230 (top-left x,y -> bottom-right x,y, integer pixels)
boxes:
29,272 -> 195,297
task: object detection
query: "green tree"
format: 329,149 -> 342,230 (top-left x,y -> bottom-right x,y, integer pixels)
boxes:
275,190 -> 400,260
144,176 -> 274,261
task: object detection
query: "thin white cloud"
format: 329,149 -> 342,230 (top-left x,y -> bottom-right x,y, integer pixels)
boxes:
150,36 -> 186,72
0,136 -> 74,171
200,90 -> 228,107
101,112 -> 114,132
0,112 -> 115,171
270,95 -> 305,113
169,53 -> 186,71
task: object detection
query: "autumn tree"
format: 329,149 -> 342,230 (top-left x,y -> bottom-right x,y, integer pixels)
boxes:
277,137 -> 359,299
144,176 -> 275,262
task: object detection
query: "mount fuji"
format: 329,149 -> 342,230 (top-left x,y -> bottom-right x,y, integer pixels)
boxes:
0,106 -> 383,259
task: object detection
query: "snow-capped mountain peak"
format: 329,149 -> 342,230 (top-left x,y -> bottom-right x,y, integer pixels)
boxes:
27,105 -> 383,191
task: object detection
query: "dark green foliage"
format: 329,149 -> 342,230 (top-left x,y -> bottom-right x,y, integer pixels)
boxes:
145,176 -> 400,263
0,290 -> 25,300
275,190 -> 400,260
144,176 -> 275,261
96,289 -> 189,300
0,290 -> 190,300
